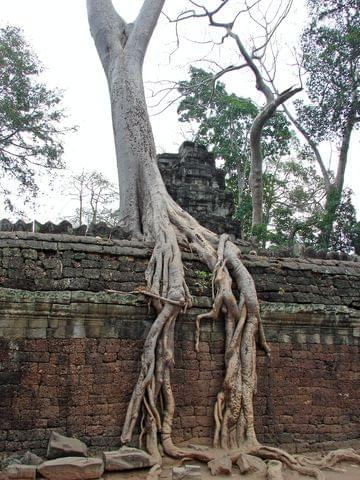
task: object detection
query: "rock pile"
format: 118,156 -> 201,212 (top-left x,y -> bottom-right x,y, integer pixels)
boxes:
0,433 -> 100,480
0,432 -> 171,479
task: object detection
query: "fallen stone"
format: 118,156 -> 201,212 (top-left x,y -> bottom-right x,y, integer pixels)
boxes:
207,455 -> 232,476
236,454 -> 267,476
21,451 -> 43,466
38,457 -> 104,480
267,460 -> 283,480
103,447 -> 156,471
4,464 -> 36,479
47,432 -> 88,459
172,464 -> 201,479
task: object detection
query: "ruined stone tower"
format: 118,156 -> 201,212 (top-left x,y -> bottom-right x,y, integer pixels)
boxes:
158,141 -> 241,237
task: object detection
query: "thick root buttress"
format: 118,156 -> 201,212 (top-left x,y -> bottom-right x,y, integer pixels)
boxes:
119,200 -> 352,479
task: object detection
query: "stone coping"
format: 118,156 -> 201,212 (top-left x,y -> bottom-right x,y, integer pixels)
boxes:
0,231 -> 359,275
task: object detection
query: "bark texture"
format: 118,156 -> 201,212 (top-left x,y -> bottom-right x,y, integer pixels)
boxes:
87,1 -> 358,477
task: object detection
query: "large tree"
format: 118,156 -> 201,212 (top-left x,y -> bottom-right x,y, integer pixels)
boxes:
0,25 -> 73,211
169,1 -> 301,232
177,67 -> 325,248
284,0 -> 360,250
87,0 -> 359,476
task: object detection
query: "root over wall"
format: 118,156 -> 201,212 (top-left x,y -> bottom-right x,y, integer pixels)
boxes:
0,232 -> 359,455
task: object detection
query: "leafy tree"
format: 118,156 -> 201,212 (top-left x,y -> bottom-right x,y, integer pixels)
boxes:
0,25 -> 74,210
285,0 -> 360,249
177,67 -> 257,220
177,67 -> 324,247
328,189 -> 360,254
171,1 -> 301,230
63,170 -> 119,226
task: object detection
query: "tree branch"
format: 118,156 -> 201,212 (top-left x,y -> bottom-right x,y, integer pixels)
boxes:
282,104 -> 331,192
87,0 -> 127,74
127,0 -> 166,65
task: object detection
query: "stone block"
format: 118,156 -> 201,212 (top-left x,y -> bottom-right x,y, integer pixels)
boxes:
4,465 -> 36,479
38,457 -> 104,480
267,460 -> 283,480
103,447 -> 156,471
47,432 -> 88,459
172,464 -> 201,479
236,454 -> 267,475
21,451 -> 43,466
207,455 -> 232,475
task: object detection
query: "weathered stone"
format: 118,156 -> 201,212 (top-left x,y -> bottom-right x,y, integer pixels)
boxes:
0,219 -> 13,232
47,432 -> 88,459
172,465 -> 201,479
267,460 -> 283,480
236,454 -> 267,475
158,142 -> 242,239
38,457 -> 104,480
4,465 -> 36,479
103,447 -> 156,471
21,451 -> 43,466
0,472 -> 9,480
207,455 -> 232,476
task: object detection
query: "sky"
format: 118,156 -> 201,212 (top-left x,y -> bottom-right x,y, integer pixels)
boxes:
0,0 -> 359,221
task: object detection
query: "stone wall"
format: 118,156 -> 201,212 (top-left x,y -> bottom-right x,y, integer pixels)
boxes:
0,232 -> 359,455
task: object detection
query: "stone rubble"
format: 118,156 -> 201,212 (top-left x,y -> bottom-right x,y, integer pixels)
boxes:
207,455 -> 232,475
103,446 -> 156,471
267,460 -> 284,480
236,453 -> 267,475
3,464 -> 36,480
38,456 -> 104,480
172,464 -> 202,479
46,432 -> 88,460
21,451 -> 43,466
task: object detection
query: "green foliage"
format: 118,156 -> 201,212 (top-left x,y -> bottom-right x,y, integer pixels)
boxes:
328,189 -> 360,253
292,0 -> 360,251
177,67 -> 325,248
0,25 -> 74,210
296,0 -> 360,142
195,270 -> 212,290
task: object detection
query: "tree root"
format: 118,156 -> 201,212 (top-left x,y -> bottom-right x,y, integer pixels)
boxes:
298,448 -> 360,470
119,198 -> 356,479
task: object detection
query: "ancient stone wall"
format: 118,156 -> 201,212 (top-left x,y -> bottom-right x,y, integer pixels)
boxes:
0,232 -> 359,455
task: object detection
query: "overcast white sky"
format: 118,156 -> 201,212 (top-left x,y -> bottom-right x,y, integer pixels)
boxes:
0,0 -> 359,221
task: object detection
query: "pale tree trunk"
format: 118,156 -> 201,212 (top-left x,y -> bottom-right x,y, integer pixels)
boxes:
319,116 -> 355,249
87,0 -> 167,238
248,88 -> 301,228
283,104 -> 356,250
85,1 -> 344,477
224,30 -> 301,232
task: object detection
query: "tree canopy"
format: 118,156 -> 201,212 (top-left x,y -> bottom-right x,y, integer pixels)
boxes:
288,0 -> 360,249
177,67 -> 326,249
0,25 -> 73,211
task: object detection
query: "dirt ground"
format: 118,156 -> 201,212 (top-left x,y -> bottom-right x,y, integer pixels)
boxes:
104,457 -> 360,480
